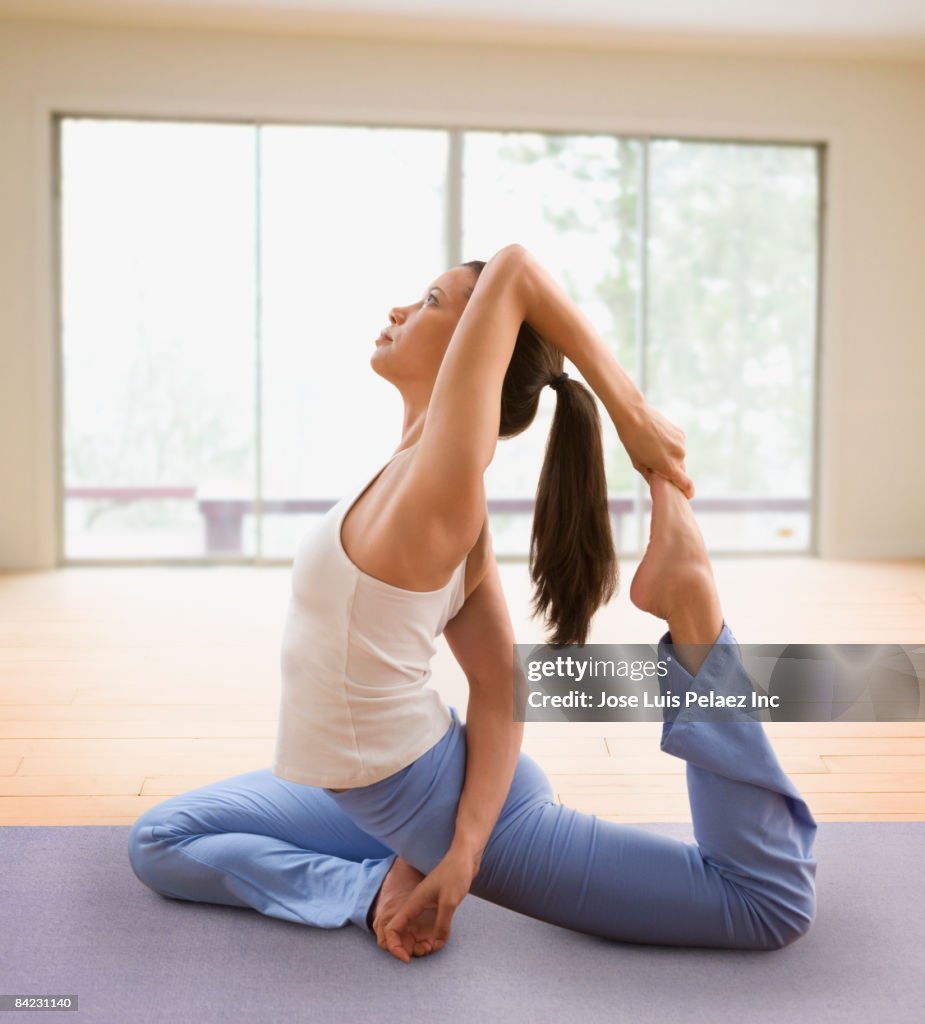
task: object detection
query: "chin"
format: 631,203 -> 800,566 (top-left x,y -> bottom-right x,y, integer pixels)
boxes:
369,351 -> 396,384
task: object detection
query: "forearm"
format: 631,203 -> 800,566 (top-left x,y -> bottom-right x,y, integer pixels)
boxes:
518,249 -> 646,433
449,684 -> 524,873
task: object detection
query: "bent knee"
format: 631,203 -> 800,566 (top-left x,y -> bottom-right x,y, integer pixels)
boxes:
755,888 -> 817,951
127,806 -> 183,891
127,820 -> 159,885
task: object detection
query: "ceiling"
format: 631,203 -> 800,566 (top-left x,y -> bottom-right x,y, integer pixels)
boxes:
2,0 -> 925,60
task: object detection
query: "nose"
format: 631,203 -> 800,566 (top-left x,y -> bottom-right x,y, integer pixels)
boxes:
388,306 -> 405,325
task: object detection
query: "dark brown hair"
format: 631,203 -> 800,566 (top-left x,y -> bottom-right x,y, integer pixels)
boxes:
461,260 -> 617,646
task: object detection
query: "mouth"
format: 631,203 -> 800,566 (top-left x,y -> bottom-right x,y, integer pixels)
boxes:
375,328 -> 393,348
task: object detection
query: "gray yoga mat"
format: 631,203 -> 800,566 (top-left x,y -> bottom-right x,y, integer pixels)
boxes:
1,822 -> 921,1023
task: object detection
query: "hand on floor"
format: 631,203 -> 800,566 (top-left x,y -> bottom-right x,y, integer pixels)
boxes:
372,856 -> 440,963
380,850 -> 474,964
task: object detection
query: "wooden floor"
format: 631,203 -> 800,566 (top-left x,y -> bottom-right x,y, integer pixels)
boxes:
1,557 -> 924,825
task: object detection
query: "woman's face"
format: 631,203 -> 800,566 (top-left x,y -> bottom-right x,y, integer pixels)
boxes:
371,265 -> 477,388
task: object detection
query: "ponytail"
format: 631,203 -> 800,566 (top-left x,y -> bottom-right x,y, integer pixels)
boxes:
530,376 -> 618,646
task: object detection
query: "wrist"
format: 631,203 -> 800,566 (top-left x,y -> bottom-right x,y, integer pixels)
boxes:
612,386 -> 647,436
447,837 -> 483,877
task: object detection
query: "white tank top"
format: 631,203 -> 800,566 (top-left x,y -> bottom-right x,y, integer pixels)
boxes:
272,449 -> 466,789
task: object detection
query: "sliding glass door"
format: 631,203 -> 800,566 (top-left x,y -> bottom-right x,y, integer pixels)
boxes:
59,117 -> 820,562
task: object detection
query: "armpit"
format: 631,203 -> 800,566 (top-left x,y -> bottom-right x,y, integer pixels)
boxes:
462,510 -> 493,602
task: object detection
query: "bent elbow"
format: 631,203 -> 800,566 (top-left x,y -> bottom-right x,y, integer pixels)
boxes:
492,242 -> 530,267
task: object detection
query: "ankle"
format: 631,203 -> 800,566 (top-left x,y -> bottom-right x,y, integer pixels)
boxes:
664,571 -> 723,675
663,564 -> 715,628
367,884 -> 383,931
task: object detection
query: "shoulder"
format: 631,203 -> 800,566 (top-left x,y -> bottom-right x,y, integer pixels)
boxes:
391,447 -> 487,571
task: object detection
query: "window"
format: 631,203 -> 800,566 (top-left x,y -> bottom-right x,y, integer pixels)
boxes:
646,140 -> 819,552
58,117 -> 820,562
60,119 -> 257,558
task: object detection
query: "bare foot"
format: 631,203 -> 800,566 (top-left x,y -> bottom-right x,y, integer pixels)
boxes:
371,856 -> 438,960
630,475 -> 723,660
630,476 -> 714,618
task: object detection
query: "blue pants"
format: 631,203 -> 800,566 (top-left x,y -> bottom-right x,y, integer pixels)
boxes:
128,624 -> 818,950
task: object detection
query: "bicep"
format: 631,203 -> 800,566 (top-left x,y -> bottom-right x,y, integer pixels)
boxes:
443,552 -> 516,693
404,244 -> 531,547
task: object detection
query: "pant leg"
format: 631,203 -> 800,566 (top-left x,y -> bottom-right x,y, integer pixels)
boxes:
472,625 -> 817,950
650,622 -> 819,944
127,769 -> 396,931
329,626 -> 818,951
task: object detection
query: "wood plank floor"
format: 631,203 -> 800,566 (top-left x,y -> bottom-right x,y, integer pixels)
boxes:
1,557 -> 924,824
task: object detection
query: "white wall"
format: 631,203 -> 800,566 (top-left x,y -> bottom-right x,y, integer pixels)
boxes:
1,16 -> 924,568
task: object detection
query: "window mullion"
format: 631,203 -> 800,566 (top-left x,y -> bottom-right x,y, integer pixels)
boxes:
634,137 -> 651,557
254,124 -> 264,564
446,129 -> 464,267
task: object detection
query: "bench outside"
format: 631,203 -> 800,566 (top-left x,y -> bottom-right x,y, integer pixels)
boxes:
65,488 -> 809,556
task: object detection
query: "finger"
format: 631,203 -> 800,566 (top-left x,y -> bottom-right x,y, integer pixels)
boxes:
384,904 -> 430,964
670,463 -> 694,499
383,935 -> 410,963
383,914 -> 415,961
383,895 -> 420,940
383,921 -> 411,950
386,884 -> 433,938
383,927 -> 411,964
376,921 -> 392,951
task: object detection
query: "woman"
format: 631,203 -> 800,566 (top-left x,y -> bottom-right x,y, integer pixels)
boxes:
128,245 -> 817,963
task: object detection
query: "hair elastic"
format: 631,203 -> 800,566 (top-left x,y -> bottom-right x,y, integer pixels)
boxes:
548,371 -> 569,392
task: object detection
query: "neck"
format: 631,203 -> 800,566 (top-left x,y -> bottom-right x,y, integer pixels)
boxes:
397,392 -> 431,451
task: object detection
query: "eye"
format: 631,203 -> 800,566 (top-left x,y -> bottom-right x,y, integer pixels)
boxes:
423,291 -> 438,306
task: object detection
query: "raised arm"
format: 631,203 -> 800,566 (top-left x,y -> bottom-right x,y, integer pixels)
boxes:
516,251 -> 693,497
405,245 -> 691,558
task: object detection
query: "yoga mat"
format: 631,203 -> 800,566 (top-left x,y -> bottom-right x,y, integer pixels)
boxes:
1,823 -> 921,1023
